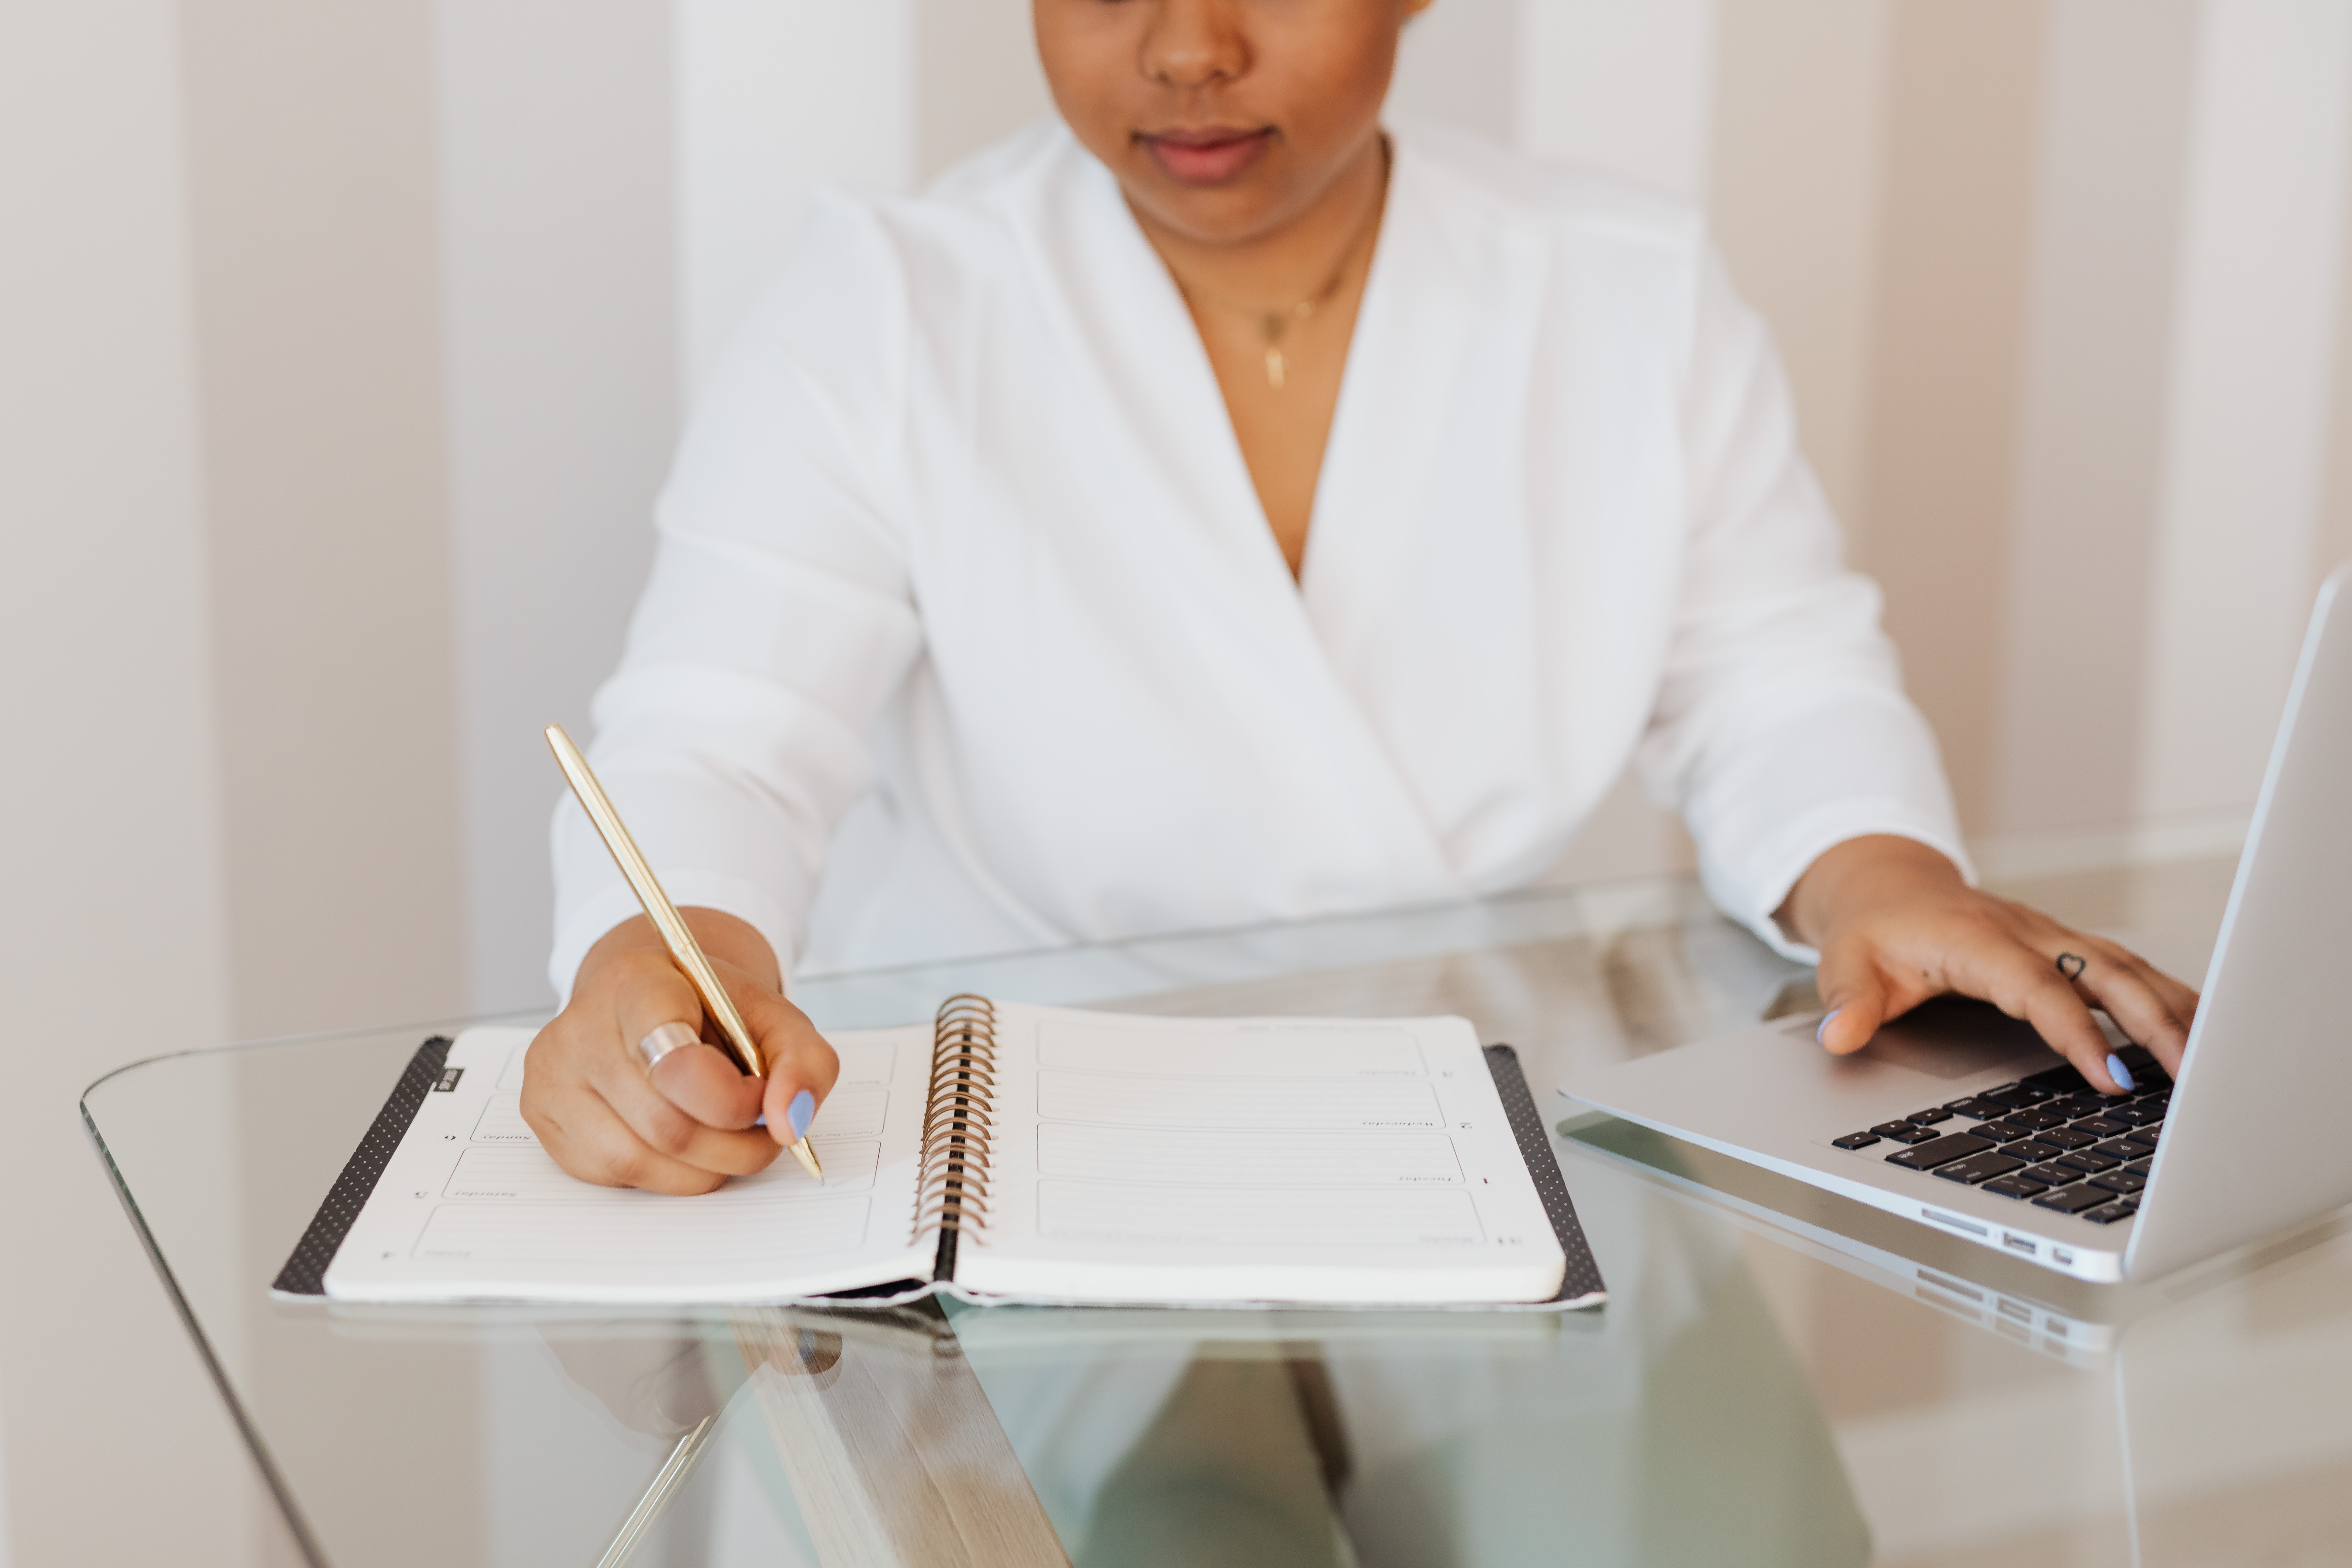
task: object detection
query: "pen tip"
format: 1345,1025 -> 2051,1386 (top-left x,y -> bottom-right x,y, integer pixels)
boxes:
793,1138 -> 825,1183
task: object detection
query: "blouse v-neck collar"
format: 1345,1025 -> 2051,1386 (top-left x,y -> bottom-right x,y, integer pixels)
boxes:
1296,137 -> 1488,658
1012,125 -> 1482,898
1039,127 -> 1488,620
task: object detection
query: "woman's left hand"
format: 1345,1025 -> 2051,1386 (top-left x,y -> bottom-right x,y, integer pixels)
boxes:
1779,835 -> 2200,1095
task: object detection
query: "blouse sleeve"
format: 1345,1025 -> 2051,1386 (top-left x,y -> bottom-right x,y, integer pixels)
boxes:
548,195 -> 924,1000
1637,246 -> 1972,962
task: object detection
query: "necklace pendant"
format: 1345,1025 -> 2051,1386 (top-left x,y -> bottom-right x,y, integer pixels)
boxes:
1266,345 -> 1287,390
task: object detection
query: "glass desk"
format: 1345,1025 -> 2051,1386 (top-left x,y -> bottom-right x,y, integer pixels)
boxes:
83,865 -> 2352,1567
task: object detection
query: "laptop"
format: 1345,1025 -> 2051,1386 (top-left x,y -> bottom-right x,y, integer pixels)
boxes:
1559,561 -> 2352,1284
1554,1111 -> 2352,1365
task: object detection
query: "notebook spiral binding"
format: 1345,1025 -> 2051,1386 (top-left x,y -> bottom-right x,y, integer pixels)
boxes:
916,995 -> 997,1269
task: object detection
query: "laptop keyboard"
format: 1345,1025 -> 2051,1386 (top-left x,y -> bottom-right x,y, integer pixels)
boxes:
1832,1044 -> 2174,1227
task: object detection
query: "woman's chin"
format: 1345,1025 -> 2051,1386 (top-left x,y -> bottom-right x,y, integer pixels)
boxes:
1122,172 -> 1301,248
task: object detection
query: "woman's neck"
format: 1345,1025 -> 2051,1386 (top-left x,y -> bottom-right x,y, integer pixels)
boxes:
1128,130 -> 1391,312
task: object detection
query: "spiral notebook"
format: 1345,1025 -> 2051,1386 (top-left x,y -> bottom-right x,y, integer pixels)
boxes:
278,998 -> 1604,1311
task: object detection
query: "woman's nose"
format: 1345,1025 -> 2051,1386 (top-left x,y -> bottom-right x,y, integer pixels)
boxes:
1139,0 -> 1248,91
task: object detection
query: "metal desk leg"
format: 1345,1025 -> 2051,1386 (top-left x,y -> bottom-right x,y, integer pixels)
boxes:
733,1304 -> 1071,1568
593,1413 -> 718,1568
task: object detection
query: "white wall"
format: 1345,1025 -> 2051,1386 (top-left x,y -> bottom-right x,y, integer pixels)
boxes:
1393,0 -> 1519,143
674,0 -> 917,398
2137,0 -> 2352,820
0,3 -> 261,1564
1519,0 -> 1720,201
914,0 -> 1057,181
180,0 -> 471,1043
1991,0 -> 2201,835
436,0 -> 682,1015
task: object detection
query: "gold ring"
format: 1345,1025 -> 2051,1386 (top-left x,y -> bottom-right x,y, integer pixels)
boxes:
638,1021 -> 700,1067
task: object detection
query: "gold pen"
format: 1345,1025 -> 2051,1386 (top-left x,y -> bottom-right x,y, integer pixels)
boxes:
545,723 -> 823,1183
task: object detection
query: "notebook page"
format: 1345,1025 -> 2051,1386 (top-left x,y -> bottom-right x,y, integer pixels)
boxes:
952,1005 -> 1568,1304
324,1023 -> 936,1303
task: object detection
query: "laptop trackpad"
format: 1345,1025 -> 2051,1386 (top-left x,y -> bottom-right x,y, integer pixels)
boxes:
1852,996 -> 2056,1080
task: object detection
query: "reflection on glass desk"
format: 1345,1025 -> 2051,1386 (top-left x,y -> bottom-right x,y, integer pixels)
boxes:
81,863 -> 2352,1567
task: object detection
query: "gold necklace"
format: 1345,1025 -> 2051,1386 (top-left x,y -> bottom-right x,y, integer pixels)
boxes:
1173,179 -> 1386,391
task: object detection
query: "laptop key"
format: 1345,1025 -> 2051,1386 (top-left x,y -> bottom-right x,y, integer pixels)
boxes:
1944,1096 -> 2004,1119
2004,1139 -> 2064,1163
2006,1108 -> 2067,1131
1982,1086 -> 2052,1111
1872,1121 -> 1941,1145
2090,1170 -> 2147,1194
2121,1126 -> 2162,1152
1833,1132 -> 1881,1150
2082,1201 -> 2137,1225
1906,1107 -> 1955,1126
2048,1094 -> 2110,1120
1887,1133 -> 1995,1170
2072,1116 -> 2130,1138
1982,1175 -> 2048,1199
2023,1064 -> 2093,1096
2110,1102 -> 2165,1127
2125,1156 -> 2153,1174
2022,1163 -> 2082,1186
1930,1151 -> 2027,1185
2032,1183 -> 2114,1215
2037,1126 -> 2097,1151
1978,1120 -> 2039,1143
2055,1148 -> 2120,1174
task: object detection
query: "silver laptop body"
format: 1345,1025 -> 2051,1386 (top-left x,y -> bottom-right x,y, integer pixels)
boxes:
1560,562 -> 2352,1283
1557,1114 -> 2159,1364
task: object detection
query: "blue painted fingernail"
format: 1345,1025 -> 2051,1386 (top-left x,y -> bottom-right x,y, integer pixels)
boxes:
1817,1008 -> 1842,1046
788,1089 -> 815,1140
2105,1053 -> 2135,1093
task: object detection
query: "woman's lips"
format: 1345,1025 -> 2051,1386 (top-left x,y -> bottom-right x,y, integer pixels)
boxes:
1141,127 -> 1273,186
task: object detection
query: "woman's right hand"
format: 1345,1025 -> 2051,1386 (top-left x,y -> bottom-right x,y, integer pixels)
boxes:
520,909 -> 840,1194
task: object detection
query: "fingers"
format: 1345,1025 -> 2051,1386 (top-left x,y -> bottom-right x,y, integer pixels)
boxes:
1969,943 -> 2133,1095
614,972 -> 765,1131
519,912 -> 842,1191
1800,870 -> 2205,1093
588,1004 -> 779,1177
565,956 -> 772,1175
742,988 -> 842,1147
648,1045 -> 766,1130
1813,939 -> 1893,1056
2143,963 -> 2202,1026
521,1022 -> 739,1194
594,1056 -> 783,1177
520,946 -> 789,1192
527,1081 -> 736,1196
2063,942 -> 2195,1076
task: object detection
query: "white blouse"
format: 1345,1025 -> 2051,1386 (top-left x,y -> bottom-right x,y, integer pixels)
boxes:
550,119 -> 1967,996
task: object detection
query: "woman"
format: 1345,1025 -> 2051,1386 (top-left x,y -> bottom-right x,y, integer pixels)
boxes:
521,0 -> 2197,1193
